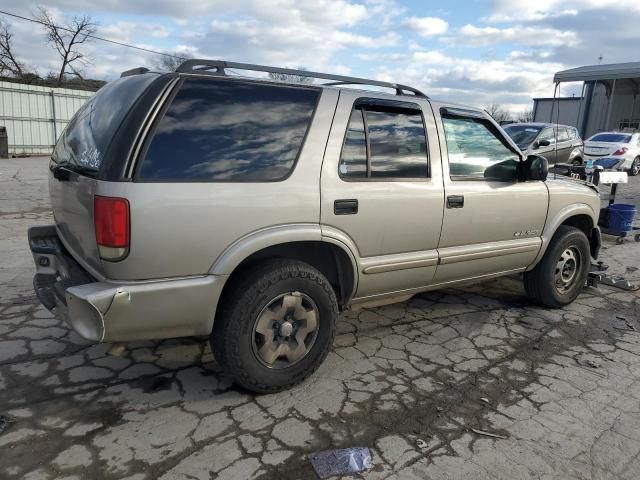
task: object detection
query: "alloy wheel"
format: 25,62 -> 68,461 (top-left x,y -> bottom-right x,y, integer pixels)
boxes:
251,292 -> 319,369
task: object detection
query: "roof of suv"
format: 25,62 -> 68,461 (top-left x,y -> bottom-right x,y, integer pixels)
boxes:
122,58 -> 492,117
507,122 -> 576,129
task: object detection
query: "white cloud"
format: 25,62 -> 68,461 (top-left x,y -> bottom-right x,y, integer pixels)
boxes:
457,24 -> 577,47
403,16 -> 448,37
488,0 -> 640,22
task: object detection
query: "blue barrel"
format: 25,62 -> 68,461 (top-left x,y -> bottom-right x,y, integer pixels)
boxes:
607,204 -> 637,232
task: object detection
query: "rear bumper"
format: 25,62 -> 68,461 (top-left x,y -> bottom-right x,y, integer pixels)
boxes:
29,225 -> 226,342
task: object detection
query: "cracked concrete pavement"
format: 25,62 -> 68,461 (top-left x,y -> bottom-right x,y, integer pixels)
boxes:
1,157 -> 640,480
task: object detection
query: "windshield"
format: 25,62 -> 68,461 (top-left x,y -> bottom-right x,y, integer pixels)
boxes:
588,133 -> 632,143
503,125 -> 543,149
52,74 -> 158,175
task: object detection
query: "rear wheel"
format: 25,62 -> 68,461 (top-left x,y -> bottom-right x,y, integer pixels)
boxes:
572,158 -> 583,166
629,157 -> 640,176
212,259 -> 337,393
524,226 -> 590,308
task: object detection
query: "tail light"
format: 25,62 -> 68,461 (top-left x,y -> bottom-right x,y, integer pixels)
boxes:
612,146 -> 628,156
94,195 -> 130,261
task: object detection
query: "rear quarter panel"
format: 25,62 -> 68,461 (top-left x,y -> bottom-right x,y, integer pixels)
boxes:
98,89 -> 339,281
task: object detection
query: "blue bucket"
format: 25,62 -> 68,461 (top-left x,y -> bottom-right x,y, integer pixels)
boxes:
607,204 -> 637,232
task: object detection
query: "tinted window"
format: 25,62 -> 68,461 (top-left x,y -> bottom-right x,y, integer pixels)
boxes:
588,133 -> 632,143
442,115 -> 519,180
139,78 -> 319,181
338,105 -> 428,179
366,109 -> 428,178
339,109 -> 367,178
53,74 -> 158,175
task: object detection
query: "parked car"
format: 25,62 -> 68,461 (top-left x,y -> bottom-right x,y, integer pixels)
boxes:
584,131 -> 640,176
29,60 -> 602,393
503,123 -> 584,165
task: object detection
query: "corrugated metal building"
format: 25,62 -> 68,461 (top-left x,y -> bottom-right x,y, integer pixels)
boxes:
0,80 -> 94,156
533,62 -> 640,139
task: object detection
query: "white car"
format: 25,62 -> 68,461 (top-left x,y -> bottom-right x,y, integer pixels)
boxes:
584,131 -> 640,176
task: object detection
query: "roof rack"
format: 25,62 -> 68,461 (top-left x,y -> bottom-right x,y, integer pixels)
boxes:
121,67 -> 149,78
176,59 -> 427,98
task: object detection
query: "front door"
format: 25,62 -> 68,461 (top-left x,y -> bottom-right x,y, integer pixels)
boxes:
433,107 -> 548,284
320,91 -> 445,300
534,127 -> 558,164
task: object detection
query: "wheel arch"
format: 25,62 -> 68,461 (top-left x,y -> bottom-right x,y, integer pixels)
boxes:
528,204 -> 599,269
210,225 -> 358,308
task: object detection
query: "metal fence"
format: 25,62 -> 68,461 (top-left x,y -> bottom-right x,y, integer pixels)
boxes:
0,81 -> 94,156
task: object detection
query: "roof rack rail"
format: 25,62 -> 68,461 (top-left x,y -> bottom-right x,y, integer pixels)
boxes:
176,59 -> 428,98
121,67 -> 149,78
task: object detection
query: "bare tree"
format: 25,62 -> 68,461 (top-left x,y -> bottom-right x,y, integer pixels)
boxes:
268,69 -> 314,84
484,102 -> 511,123
151,52 -> 192,72
517,107 -> 534,123
0,20 -> 25,77
36,8 -> 97,85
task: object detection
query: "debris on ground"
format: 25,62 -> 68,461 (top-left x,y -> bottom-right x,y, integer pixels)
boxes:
470,428 -> 507,440
416,438 -> 429,449
584,359 -> 600,369
309,447 -> 372,479
480,397 -> 490,404
0,415 -> 15,434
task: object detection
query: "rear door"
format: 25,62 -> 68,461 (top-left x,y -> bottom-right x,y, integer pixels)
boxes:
555,127 -> 573,163
320,91 -> 445,300
434,106 -> 548,284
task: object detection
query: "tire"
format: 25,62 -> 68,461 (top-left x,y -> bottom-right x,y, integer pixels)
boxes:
524,226 -> 590,308
629,157 -> 640,176
572,158 -> 583,166
212,259 -> 337,393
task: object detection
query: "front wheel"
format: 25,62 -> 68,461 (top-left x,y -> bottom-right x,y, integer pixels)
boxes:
212,259 -> 337,393
524,226 -> 590,308
629,157 -> 640,176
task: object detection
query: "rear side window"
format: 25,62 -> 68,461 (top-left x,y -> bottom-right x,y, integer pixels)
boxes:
53,74 -> 158,175
339,104 -> 428,180
139,78 -> 320,181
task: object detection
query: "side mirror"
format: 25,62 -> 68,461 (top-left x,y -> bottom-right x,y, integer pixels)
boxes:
522,154 -> 548,181
538,139 -> 551,147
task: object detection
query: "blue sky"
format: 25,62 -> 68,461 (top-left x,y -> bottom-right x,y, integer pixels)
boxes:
3,0 -> 640,115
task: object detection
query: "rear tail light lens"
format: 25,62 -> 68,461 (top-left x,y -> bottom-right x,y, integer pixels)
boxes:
612,147 -> 628,156
94,195 -> 130,261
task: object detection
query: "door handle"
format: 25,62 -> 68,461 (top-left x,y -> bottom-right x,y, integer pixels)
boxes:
446,195 -> 464,208
334,199 -> 358,215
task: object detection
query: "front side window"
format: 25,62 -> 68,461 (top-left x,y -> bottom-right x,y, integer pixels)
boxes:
442,114 -> 519,180
537,128 -> 556,144
503,124 -> 543,150
338,103 -> 428,180
139,78 -> 320,181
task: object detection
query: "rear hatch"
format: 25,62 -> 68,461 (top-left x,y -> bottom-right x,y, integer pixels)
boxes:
49,72 -> 169,276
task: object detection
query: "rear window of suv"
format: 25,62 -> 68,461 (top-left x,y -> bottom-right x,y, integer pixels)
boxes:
53,74 -> 159,175
138,78 -> 320,181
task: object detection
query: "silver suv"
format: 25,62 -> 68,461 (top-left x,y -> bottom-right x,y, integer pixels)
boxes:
29,60 -> 601,393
